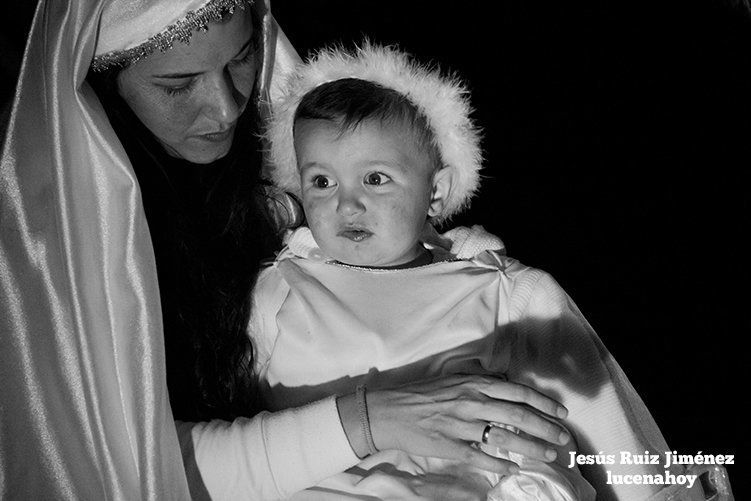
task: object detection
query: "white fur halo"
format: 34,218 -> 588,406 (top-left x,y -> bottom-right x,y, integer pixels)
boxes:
265,41 -> 483,222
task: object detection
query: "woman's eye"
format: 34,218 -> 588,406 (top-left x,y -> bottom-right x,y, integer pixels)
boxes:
231,42 -> 260,66
364,172 -> 391,186
312,175 -> 332,189
160,81 -> 194,97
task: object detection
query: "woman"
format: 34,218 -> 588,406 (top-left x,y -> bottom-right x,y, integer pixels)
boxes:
1,0 -> 577,499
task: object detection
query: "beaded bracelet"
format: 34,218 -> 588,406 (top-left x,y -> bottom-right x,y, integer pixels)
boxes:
355,384 -> 379,456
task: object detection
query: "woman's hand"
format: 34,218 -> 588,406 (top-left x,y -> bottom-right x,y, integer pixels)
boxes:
362,374 -> 571,474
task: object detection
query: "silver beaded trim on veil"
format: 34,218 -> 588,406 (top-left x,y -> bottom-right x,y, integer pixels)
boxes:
91,0 -> 252,72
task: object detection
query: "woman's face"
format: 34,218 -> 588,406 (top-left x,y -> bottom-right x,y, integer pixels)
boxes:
117,8 -> 258,164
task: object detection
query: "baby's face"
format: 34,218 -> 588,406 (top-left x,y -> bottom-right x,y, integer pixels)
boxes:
294,118 -> 437,267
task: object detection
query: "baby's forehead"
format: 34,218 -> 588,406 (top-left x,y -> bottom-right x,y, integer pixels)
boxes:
294,114 -> 411,140
294,115 -> 440,169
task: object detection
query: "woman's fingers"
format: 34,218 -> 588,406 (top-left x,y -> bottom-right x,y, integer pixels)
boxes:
478,423 -> 559,463
441,375 -> 569,446
395,374 -> 565,420
427,421 -> 556,472
474,377 -> 567,419
366,375 -> 571,469
475,400 -> 570,447
455,418 -> 558,464
419,423 -> 522,474
449,441 -> 521,475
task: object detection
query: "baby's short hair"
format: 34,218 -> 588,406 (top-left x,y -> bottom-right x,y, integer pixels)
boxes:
294,78 -> 442,171
267,42 -> 482,222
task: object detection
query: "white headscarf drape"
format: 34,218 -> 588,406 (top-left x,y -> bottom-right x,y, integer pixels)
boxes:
0,0 -> 298,498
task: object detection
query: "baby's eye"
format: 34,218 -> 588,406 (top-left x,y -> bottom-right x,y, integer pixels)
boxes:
311,175 -> 334,189
364,172 -> 391,186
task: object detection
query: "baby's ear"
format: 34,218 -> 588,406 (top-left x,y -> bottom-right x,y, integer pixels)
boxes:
428,167 -> 452,218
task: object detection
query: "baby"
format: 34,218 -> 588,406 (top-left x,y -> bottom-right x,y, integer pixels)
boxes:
252,43 -> 680,500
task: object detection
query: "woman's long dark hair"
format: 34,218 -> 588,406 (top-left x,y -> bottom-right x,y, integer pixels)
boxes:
88,50 -> 278,422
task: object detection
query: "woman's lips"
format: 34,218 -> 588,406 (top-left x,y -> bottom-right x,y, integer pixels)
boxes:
338,229 -> 373,242
197,127 -> 234,143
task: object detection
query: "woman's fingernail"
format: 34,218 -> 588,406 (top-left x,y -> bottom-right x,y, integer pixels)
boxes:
559,431 -> 570,444
545,449 -> 557,461
557,406 -> 568,419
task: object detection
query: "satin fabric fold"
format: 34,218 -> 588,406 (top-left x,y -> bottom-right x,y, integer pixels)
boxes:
0,0 -> 298,498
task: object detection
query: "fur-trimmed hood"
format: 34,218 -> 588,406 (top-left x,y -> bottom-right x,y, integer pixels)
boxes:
265,41 -> 483,222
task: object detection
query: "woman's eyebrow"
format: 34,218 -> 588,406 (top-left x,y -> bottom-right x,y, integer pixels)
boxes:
151,37 -> 253,79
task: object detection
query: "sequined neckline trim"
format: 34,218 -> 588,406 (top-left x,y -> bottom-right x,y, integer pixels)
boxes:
329,258 -> 462,274
91,0 -> 251,72
325,247 -> 461,273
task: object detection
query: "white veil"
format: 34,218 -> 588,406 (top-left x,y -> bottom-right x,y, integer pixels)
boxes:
0,0 -> 298,498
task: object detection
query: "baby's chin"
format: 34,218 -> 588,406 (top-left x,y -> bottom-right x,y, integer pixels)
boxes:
326,249 -> 417,269
329,254 -> 393,268
317,235 -> 423,268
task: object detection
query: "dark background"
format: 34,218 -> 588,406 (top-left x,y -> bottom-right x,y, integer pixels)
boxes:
2,0 -> 748,496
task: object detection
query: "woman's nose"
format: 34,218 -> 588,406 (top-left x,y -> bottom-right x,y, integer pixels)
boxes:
336,189 -> 366,217
201,70 -> 245,125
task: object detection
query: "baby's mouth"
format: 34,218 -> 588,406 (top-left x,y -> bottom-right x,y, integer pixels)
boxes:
338,228 -> 373,242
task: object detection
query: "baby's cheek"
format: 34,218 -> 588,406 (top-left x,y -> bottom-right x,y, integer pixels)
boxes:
302,199 -> 320,223
389,201 -> 421,229
306,208 -> 331,245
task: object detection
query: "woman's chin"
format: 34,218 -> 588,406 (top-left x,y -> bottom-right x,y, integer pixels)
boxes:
189,143 -> 233,164
165,139 -> 233,164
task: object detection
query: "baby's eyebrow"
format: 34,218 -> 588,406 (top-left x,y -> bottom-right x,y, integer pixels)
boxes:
299,162 -> 329,174
359,159 -> 406,171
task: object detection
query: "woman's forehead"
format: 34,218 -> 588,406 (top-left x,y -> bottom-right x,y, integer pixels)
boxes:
131,7 -> 253,76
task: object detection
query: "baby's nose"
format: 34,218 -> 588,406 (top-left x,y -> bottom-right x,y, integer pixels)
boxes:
336,192 -> 365,216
